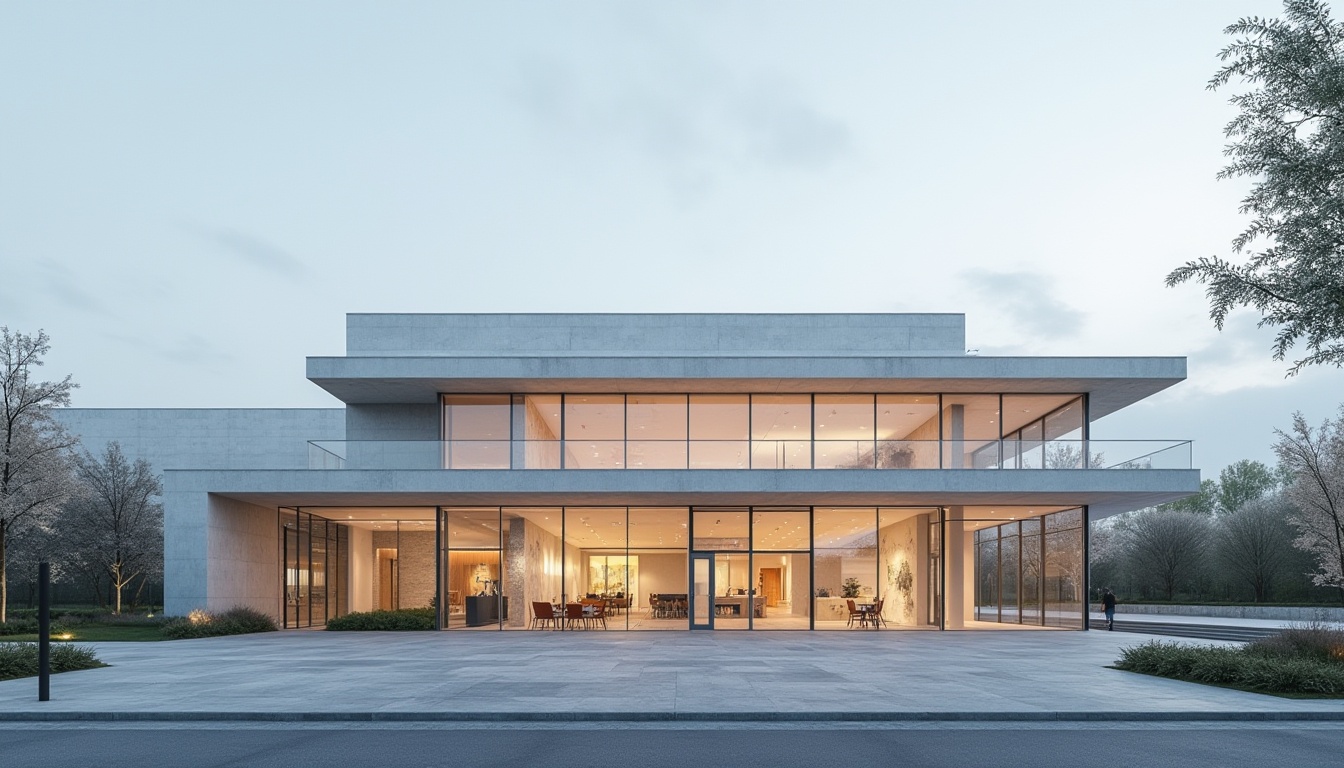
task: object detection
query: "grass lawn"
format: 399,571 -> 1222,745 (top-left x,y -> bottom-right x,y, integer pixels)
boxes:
3,625 -> 167,642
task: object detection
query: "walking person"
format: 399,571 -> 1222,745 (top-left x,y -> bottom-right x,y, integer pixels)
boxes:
1102,587 -> 1117,631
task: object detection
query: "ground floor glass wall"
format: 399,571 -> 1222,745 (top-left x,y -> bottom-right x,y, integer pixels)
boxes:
281,504 -> 1088,631
281,509 -> 349,629
971,508 -> 1085,628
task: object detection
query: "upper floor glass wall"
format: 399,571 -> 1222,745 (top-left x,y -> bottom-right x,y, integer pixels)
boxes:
440,393 -> 1086,470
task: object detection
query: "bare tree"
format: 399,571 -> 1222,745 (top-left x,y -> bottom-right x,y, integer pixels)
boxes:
1215,494 -> 1299,601
1121,508 -> 1211,601
0,328 -> 78,623
1275,407 -> 1344,599
59,443 -> 163,615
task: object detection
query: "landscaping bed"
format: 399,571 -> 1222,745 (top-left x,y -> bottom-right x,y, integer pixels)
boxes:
0,642 -> 105,682
1115,624 -> 1344,697
325,608 -> 435,631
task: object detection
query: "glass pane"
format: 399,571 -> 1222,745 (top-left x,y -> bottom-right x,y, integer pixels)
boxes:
815,395 -> 873,469
877,508 -> 934,627
752,509 -> 810,550
689,395 -> 748,469
813,507 -> 877,629
516,395 -> 561,469
693,508 -> 749,550
751,552 -> 810,629
1045,523 -> 1084,628
713,553 -> 752,629
630,508 -> 688,630
443,395 -> 510,469
1021,533 -> 1042,625
876,395 -> 940,469
628,395 -> 687,468
502,508 -> 563,630
975,536 -> 999,622
693,558 -> 710,624
942,395 -> 1000,469
752,395 -> 811,469
564,396 -> 625,469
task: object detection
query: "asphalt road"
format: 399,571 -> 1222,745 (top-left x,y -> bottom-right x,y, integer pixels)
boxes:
2,724 -> 1343,768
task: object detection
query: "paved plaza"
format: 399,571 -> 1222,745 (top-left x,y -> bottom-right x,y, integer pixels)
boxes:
2,629 -> 1343,721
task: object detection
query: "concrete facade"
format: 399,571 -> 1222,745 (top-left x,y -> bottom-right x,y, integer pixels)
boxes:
54,313 -> 1200,625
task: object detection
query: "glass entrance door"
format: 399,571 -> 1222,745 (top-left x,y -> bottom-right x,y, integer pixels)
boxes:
690,553 -> 713,630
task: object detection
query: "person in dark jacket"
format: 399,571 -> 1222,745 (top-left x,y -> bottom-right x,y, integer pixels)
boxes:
1102,588 -> 1117,630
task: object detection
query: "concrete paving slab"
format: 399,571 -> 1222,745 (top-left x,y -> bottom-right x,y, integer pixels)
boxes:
1,630 -> 1343,721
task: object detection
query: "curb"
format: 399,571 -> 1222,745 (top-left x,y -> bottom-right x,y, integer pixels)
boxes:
3,710 -> 1344,723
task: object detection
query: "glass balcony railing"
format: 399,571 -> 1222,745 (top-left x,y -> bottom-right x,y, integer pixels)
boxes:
307,439 -> 1192,471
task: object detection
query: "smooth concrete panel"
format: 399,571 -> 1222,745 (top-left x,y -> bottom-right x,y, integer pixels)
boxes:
55,409 -> 345,471
346,313 -> 967,357
207,495 -> 281,621
306,355 -> 1186,418
161,484 -> 209,617
345,404 -> 439,440
163,467 -> 1202,519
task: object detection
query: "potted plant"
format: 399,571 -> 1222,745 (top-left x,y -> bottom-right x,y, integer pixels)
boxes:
841,577 -> 862,599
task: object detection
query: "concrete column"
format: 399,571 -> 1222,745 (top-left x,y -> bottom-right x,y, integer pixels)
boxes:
950,405 -> 964,469
944,505 -> 965,629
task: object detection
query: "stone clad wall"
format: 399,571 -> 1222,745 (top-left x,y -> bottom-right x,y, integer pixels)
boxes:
1098,604 -> 1344,622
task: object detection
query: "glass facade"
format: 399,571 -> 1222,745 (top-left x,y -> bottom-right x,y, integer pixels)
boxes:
971,507 -> 1086,628
439,393 -> 1088,470
282,509 -> 349,629
280,504 -> 1087,632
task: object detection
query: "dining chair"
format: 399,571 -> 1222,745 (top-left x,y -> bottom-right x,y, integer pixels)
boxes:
589,603 -> 607,630
869,599 -> 887,628
846,599 -> 865,628
531,601 -> 558,630
564,603 -> 585,630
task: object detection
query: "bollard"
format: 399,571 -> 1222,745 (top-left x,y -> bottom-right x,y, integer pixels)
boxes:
38,560 -> 50,702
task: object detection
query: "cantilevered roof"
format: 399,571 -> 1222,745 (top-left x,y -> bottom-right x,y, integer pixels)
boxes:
306,354 -> 1185,420
307,313 -> 1186,419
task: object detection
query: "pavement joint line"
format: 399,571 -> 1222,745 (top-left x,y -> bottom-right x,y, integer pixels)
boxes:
3,711 -> 1344,723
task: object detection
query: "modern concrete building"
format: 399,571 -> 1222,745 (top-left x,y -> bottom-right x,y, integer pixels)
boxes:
57,313 -> 1198,632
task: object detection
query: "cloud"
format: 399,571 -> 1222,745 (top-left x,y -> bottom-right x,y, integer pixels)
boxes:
960,270 -> 1085,339
104,331 -> 235,367
513,48 -> 851,199
39,260 -> 116,318
198,228 -> 306,278
1181,311 -> 1300,395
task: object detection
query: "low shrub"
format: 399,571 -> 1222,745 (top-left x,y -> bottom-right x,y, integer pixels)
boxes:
1116,635 -> 1344,696
0,619 -> 74,637
0,642 -> 104,681
0,619 -> 39,637
1245,622 -> 1344,663
161,606 -> 278,639
325,608 -> 435,631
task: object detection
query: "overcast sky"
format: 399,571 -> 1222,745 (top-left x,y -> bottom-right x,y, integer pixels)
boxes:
2,1 -> 1340,478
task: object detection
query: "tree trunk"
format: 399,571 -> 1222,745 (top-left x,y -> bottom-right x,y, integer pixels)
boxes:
0,522 -> 7,624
